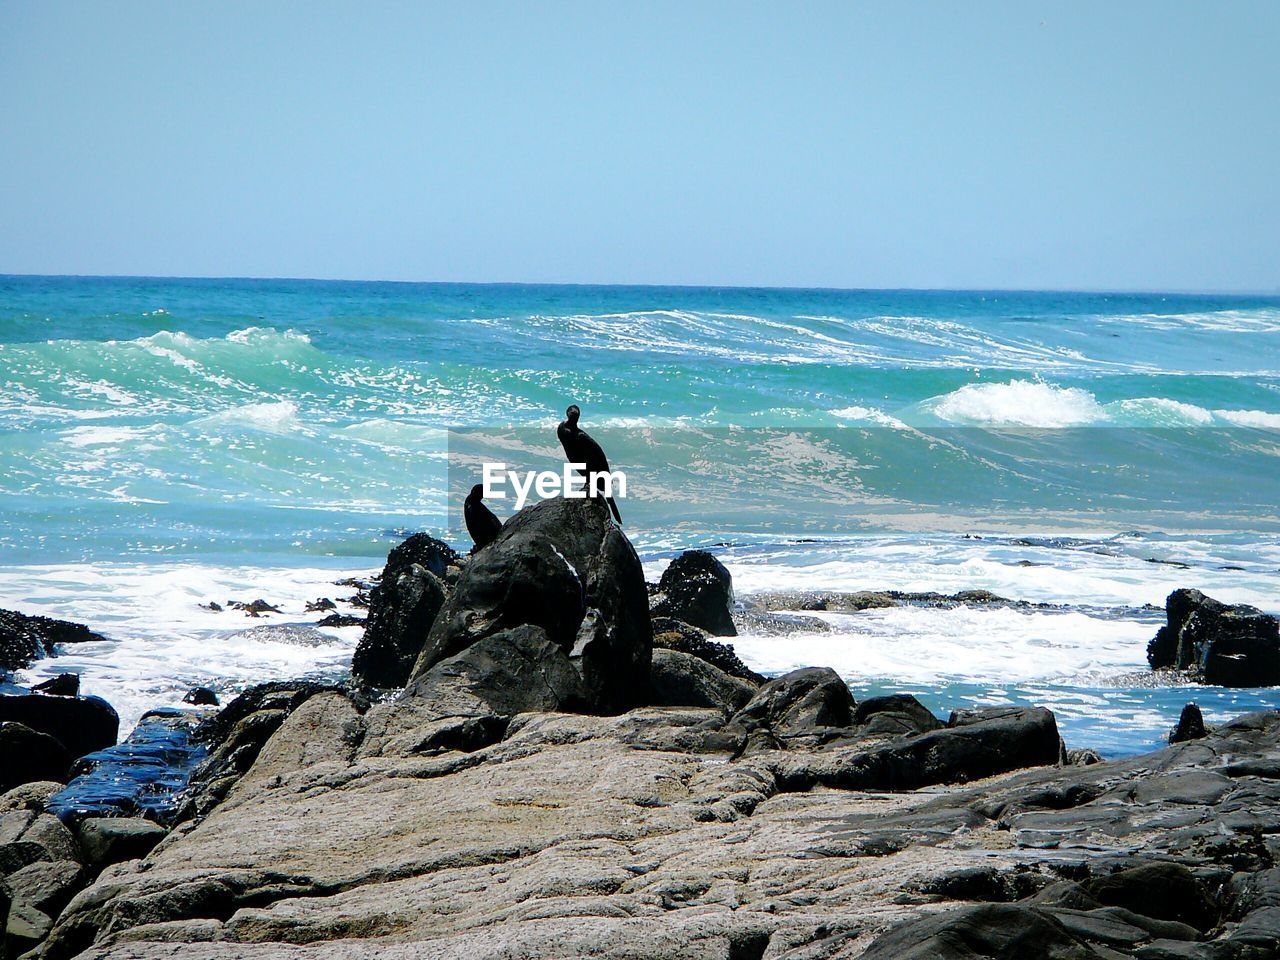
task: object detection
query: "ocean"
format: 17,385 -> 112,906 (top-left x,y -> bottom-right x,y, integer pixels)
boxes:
2,275 -> 1279,755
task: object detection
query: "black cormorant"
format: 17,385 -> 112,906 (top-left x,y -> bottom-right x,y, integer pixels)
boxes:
465,483 -> 503,550
557,405 -> 622,524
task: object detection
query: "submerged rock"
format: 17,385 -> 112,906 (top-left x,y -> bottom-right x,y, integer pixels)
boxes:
30,674 -> 79,697
317,612 -> 365,628
227,599 -> 282,617
650,549 -> 736,636
1148,587 -> 1280,686
183,686 -> 219,707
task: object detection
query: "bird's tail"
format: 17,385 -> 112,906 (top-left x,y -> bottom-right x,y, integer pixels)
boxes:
606,496 -> 622,525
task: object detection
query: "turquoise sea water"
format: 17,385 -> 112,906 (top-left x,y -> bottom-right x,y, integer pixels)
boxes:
2,275 -> 1279,752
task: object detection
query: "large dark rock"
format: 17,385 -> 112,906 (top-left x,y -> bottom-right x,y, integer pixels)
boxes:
730,667 -> 855,741
852,694 -> 944,737
774,705 -> 1063,792
352,537 -> 450,688
0,723 -> 71,792
650,617 -> 764,684
384,532 -> 461,580
1084,862 -> 1217,931
409,497 -> 652,713
860,902 -> 1105,960
0,693 -> 117,761
1148,588 -> 1280,686
407,625 -> 587,718
648,648 -> 756,714
4,859 -> 87,918
650,550 -> 736,636
1169,702 -> 1206,744
0,609 -> 107,673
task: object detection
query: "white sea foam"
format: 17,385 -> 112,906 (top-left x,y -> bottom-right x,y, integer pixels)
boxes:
1100,309 -> 1280,334
225,326 -> 312,346
60,425 -> 154,448
927,380 -> 1280,430
1111,397 -> 1214,425
65,378 -> 140,406
731,605 -> 1149,685
1214,409 -> 1280,430
930,380 -> 1106,427
0,562 -> 373,733
192,400 -> 302,434
828,405 -> 911,429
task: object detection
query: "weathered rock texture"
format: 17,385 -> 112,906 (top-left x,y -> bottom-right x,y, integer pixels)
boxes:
350,534 -> 454,688
409,497 -> 652,712
1148,588 -> 1280,686
650,550 -> 737,637
25,702 -> 1280,960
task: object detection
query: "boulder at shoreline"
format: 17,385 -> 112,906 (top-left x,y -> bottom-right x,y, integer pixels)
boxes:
1148,587 -> 1280,686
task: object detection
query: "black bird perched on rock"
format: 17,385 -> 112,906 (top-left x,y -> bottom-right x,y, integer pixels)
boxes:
464,483 -> 503,551
557,404 -> 622,524
32,672 -> 79,697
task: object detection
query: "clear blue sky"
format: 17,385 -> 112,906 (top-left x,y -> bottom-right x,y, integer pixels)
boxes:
1,1 -> 1276,291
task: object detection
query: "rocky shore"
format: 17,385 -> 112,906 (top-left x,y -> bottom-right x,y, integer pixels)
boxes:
3,498 -> 1279,958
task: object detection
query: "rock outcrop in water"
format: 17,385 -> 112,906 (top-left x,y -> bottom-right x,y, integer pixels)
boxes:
0,609 -> 107,674
651,617 -> 764,684
650,549 -> 737,637
1148,588 -> 1280,686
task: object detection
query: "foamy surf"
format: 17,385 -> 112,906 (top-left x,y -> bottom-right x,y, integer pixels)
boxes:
0,561 -> 373,733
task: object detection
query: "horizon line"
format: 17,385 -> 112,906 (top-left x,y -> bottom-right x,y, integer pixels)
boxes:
2,271 -> 1279,299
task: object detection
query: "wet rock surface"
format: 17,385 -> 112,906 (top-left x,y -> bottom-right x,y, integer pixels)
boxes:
650,550 -> 737,637
0,609 -> 107,674
1148,588 -> 1280,686
46,710 -> 207,824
